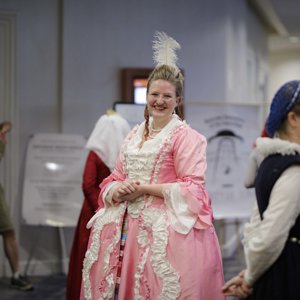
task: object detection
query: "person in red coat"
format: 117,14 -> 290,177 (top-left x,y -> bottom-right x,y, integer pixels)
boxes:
66,112 -> 130,300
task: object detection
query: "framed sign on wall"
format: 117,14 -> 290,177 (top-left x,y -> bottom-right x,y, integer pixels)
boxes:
121,68 -> 153,104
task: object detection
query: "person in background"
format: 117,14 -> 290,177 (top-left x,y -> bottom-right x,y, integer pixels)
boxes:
243,123 -> 269,189
66,112 -> 130,300
222,80 -> 300,299
80,32 -> 225,300
0,121 -> 33,291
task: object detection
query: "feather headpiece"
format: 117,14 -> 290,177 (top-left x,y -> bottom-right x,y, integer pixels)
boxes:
152,31 -> 181,71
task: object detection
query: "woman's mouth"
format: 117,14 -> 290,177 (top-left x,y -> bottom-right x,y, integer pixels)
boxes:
154,105 -> 165,110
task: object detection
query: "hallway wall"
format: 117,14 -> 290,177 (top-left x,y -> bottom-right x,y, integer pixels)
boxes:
0,0 -> 268,276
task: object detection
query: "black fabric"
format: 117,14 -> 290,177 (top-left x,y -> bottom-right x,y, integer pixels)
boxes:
247,154 -> 300,300
247,242 -> 300,300
255,154 -> 300,218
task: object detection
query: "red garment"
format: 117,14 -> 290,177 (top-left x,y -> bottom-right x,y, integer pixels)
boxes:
66,151 -> 110,300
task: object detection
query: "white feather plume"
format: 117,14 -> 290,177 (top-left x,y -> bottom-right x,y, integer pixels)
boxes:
152,31 -> 181,70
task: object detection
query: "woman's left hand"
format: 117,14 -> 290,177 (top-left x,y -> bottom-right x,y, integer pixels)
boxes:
116,180 -> 143,202
221,275 -> 243,296
234,279 -> 253,299
117,180 -> 140,195
222,270 -> 252,299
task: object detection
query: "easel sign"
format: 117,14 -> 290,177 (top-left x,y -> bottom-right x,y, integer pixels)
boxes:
185,102 -> 263,220
22,133 -> 87,227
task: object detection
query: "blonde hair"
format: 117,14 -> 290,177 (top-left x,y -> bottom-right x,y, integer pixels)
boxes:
142,65 -> 184,143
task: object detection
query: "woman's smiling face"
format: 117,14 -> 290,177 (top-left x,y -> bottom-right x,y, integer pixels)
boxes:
147,79 -> 178,124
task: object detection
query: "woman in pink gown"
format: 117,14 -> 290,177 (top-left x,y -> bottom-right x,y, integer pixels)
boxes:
81,33 -> 225,300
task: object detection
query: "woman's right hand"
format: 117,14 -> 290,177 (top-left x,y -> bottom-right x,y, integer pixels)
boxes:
112,180 -> 142,203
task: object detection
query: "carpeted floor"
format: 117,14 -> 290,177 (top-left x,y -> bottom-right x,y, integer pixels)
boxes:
0,250 -> 245,300
0,273 -> 66,300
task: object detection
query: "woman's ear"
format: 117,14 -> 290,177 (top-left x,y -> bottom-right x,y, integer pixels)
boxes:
287,111 -> 299,129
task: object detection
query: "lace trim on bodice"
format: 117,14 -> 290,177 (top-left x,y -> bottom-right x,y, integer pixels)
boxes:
124,116 -> 185,184
124,117 -> 185,217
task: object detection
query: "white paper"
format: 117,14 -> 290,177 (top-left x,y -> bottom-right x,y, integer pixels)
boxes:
22,133 -> 87,227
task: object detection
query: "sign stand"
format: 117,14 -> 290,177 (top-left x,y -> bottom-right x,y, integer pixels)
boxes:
22,133 -> 87,274
24,225 -> 69,275
58,227 -> 68,274
24,226 -> 41,276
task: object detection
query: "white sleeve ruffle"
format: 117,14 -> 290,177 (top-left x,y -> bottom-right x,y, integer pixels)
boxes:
163,183 -> 197,234
244,148 -> 264,188
102,181 -> 119,206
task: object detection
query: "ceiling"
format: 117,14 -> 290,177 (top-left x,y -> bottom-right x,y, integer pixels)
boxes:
271,0 -> 300,37
249,0 -> 300,52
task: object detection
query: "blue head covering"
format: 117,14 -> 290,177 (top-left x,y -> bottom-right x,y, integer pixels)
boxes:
266,80 -> 300,137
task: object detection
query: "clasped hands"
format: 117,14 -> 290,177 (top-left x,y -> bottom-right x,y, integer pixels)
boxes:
112,180 -> 144,203
221,270 -> 253,299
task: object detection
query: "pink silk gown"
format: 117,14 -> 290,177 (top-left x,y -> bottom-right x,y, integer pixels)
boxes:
80,115 -> 225,300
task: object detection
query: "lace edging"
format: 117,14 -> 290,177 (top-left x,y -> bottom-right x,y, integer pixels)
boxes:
82,204 -> 126,300
137,208 -> 181,299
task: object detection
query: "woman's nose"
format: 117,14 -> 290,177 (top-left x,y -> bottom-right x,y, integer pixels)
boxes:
156,95 -> 164,102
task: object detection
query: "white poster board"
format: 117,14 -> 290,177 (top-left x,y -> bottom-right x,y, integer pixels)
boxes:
22,134 -> 87,227
185,102 -> 262,220
114,102 -> 145,128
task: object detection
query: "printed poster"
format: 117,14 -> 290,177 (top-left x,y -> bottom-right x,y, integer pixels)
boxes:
185,102 -> 262,220
22,134 -> 87,226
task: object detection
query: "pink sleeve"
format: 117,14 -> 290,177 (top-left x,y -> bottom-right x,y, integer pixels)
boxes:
97,150 -> 126,207
168,127 -> 213,230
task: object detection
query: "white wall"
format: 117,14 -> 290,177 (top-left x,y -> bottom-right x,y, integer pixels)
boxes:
0,0 -> 269,276
0,0 -> 63,276
269,49 -> 300,104
62,0 -> 231,135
